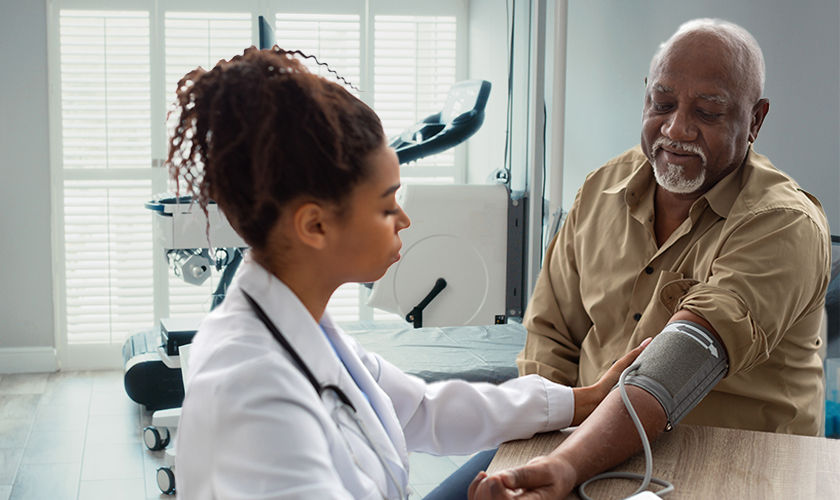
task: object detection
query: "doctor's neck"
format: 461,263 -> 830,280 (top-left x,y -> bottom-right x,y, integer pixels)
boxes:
250,238 -> 340,324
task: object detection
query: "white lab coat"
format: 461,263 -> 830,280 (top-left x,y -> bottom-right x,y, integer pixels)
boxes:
175,256 -> 573,499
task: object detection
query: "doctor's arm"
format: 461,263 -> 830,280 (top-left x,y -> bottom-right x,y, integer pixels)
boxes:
366,334 -> 648,457
469,310 -> 720,500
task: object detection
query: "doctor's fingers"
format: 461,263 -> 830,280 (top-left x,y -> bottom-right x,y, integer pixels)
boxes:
601,337 -> 653,385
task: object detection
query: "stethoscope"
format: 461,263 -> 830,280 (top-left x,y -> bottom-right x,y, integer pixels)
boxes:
242,290 -> 408,499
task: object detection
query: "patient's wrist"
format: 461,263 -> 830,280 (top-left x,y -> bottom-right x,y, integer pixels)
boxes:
540,453 -> 578,495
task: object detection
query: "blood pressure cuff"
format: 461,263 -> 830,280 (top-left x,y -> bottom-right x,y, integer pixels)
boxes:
623,320 -> 728,429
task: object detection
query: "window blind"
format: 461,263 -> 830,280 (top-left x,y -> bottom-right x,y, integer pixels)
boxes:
163,12 -> 252,320
164,12 -> 252,109
374,15 -> 457,183
63,180 -> 155,344
59,11 -> 154,344
59,11 -> 152,171
274,13 -> 361,92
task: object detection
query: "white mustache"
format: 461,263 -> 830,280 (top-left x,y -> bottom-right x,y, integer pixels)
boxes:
651,138 -> 707,166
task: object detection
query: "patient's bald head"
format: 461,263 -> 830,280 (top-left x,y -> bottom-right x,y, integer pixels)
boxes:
649,18 -> 765,104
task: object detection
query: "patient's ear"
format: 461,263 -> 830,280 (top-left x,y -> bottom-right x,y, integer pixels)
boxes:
748,98 -> 770,143
292,202 -> 328,250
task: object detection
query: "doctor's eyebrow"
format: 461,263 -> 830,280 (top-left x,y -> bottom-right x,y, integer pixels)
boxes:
381,184 -> 400,197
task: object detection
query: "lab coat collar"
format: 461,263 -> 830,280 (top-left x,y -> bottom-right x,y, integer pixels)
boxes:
233,255 -> 410,492
233,255 -> 344,389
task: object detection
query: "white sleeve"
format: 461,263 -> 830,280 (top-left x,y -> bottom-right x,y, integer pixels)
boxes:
367,351 -> 574,456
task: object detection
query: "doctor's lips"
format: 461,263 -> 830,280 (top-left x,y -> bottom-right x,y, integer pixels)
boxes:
651,138 -> 707,166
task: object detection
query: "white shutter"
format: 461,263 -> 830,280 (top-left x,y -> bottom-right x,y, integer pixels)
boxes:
163,12 -> 252,319
274,13 -> 361,93
164,12 -> 252,110
374,15 -> 457,183
59,10 -> 154,344
60,10 -> 152,171
63,180 -> 154,343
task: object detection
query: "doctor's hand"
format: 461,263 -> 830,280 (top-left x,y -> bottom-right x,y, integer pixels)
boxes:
467,454 -> 576,500
570,337 -> 651,425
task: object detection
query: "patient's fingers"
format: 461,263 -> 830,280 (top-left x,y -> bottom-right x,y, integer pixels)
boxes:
500,464 -> 553,491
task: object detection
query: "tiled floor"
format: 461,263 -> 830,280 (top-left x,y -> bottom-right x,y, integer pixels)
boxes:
0,370 -> 463,499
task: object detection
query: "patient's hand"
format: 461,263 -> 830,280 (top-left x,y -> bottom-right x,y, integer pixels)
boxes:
467,455 -> 577,500
570,337 -> 651,425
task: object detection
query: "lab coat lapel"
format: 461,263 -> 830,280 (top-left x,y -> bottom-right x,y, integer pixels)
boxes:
236,258 -> 344,388
235,258 -> 409,492
320,315 -> 411,471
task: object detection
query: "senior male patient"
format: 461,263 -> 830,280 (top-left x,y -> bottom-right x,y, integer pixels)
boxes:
469,18 -> 830,499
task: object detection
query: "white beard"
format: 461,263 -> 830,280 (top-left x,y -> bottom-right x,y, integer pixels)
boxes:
653,161 -> 706,194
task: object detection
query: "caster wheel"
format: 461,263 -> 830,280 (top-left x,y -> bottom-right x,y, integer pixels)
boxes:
157,466 -> 176,495
143,426 -> 170,451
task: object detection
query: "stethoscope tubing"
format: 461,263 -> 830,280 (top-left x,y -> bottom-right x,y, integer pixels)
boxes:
241,290 -> 407,499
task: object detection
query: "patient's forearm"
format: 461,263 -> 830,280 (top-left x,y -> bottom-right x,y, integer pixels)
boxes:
549,385 -> 667,487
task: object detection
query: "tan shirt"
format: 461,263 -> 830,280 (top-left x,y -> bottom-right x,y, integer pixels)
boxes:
519,146 -> 831,435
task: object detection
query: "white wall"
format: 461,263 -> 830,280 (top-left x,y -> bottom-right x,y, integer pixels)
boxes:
562,0 -> 840,234
466,0 -> 509,184
0,1 -> 55,353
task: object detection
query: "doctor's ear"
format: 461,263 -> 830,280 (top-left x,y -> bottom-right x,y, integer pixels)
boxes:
292,202 -> 329,250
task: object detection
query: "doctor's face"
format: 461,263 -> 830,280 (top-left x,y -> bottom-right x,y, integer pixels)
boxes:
330,144 -> 410,284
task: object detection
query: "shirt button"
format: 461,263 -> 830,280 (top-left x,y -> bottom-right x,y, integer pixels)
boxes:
633,313 -> 642,321
645,266 -> 654,274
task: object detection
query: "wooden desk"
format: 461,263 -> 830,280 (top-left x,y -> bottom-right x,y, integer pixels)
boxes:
487,425 -> 840,499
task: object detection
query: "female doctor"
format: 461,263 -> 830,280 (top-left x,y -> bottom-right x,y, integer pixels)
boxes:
168,47 -> 648,499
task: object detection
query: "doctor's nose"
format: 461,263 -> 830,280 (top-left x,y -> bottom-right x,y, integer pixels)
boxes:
397,207 -> 410,232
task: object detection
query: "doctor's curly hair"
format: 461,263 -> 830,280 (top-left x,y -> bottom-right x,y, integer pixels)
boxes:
166,46 -> 385,249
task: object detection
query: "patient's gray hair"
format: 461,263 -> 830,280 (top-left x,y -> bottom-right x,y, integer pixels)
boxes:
649,18 -> 765,102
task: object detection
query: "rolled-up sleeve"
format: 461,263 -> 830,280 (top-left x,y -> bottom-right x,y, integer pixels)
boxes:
661,208 -> 829,375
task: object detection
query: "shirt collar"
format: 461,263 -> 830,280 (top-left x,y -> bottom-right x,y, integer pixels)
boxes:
602,145 -> 752,219
700,147 -> 751,219
602,159 -> 654,209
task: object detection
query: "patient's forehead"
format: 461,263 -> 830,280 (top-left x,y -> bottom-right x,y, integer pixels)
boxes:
651,31 -> 752,103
